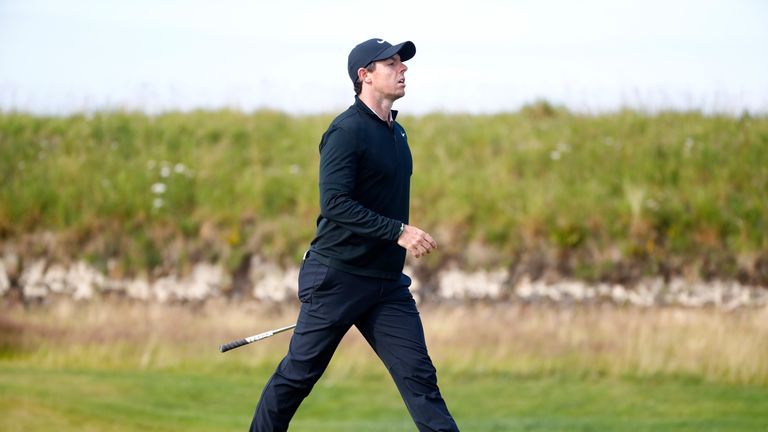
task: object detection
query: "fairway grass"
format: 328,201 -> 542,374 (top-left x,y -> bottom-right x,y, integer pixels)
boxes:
1,366 -> 767,431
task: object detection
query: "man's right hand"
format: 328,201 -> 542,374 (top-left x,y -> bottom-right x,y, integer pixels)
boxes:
397,224 -> 437,258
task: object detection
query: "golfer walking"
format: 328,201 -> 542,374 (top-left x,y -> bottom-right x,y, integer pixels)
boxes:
249,38 -> 459,432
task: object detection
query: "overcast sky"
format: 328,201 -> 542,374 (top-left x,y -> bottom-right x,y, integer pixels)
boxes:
1,0 -> 766,115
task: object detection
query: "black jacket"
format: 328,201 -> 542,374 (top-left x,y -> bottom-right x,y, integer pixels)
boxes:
309,97 -> 412,279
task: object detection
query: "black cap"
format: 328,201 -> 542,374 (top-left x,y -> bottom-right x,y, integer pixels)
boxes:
347,38 -> 416,83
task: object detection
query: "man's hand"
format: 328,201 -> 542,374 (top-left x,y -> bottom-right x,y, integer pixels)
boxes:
397,224 -> 437,258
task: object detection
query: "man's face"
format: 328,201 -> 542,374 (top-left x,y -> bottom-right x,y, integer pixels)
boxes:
365,54 -> 408,100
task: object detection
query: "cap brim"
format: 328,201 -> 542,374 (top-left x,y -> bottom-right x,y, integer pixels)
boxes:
371,41 -> 416,63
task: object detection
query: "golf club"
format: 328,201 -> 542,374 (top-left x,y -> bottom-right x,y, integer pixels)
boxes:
219,324 -> 297,353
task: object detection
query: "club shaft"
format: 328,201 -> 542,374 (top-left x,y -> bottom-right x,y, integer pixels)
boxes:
246,324 -> 297,342
219,324 -> 296,353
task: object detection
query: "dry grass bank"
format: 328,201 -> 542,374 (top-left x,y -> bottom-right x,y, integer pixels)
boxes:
2,300 -> 767,385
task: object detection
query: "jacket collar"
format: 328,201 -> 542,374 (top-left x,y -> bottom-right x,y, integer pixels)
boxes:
354,96 -> 398,125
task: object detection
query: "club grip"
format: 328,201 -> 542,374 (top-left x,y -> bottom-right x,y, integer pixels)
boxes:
219,338 -> 248,353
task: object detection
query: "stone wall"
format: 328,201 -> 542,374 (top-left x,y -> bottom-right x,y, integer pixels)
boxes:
2,253 -> 766,309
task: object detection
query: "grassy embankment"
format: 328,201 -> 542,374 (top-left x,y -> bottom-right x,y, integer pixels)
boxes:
1,302 -> 768,431
1,105 -> 767,284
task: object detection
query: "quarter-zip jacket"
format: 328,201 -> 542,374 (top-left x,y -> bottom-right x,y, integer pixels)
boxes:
308,96 -> 412,279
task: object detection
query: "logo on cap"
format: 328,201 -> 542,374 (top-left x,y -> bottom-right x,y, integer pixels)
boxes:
376,39 -> 386,44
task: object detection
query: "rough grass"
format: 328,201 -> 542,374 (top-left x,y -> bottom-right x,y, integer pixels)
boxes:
2,301 -> 767,383
2,106 -> 767,281
1,302 -> 768,431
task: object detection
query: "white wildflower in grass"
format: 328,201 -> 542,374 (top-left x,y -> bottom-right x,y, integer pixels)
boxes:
174,163 -> 186,174
550,143 -> 569,161
153,198 -> 164,209
289,164 -> 300,174
160,165 -> 171,178
645,199 -> 660,211
151,182 -> 166,194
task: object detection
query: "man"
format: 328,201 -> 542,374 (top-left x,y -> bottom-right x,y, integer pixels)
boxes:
249,38 -> 459,432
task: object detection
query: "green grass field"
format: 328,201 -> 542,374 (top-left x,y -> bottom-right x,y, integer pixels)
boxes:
2,302 -> 767,431
3,366 -> 767,431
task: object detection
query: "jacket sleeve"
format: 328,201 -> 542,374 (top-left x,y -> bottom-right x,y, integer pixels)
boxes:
318,126 -> 402,240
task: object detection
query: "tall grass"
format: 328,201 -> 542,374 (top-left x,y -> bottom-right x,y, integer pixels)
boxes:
2,301 -> 767,386
1,106 -> 766,280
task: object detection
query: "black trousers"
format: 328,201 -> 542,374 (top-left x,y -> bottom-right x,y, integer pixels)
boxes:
250,255 -> 459,431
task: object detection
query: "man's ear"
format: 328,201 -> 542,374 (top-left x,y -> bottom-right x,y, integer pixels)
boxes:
358,67 -> 371,84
